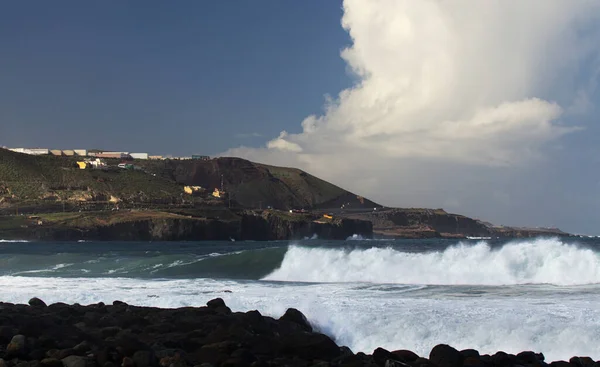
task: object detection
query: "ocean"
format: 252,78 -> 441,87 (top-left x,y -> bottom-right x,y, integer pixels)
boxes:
1,237 -> 599,361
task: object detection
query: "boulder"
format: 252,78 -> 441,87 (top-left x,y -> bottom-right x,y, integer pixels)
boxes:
391,350 -> 420,363
206,298 -> 226,309
460,350 -> 480,359
62,356 -> 87,367
429,344 -> 463,367
550,362 -> 574,367
570,357 -> 595,367
28,297 -> 47,308
516,351 -> 543,365
6,334 -> 28,358
133,350 -> 156,367
121,357 -> 134,367
279,308 -> 313,332
373,348 -> 394,366
41,359 -> 63,367
280,332 -> 341,361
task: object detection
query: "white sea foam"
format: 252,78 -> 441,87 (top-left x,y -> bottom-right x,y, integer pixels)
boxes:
0,239 -> 29,242
264,238 -> 600,286
0,275 -> 598,361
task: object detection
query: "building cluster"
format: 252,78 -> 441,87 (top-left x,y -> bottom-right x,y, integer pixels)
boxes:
2,147 -> 211,161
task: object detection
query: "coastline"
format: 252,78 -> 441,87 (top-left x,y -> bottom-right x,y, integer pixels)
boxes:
0,297 -> 590,367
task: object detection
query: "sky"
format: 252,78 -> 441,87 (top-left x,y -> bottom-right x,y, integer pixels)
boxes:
1,1 -> 600,234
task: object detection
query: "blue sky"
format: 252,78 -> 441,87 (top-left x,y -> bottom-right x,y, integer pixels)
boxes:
1,1 -> 600,234
0,0 -> 351,155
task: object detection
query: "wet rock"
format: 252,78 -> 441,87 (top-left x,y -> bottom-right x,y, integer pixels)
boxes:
28,298 -> 47,308
112,301 -> 127,307
429,345 -> 463,367
279,308 -> 312,333
61,356 -> 87,367
0,359 -> 7,367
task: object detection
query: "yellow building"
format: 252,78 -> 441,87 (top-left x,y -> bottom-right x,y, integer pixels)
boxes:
184,186 -> 204,195
76,161 -> 87,170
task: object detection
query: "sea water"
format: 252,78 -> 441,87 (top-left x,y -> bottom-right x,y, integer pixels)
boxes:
1,237 -> 599,361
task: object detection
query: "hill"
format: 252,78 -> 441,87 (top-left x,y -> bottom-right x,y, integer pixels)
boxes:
0,149 -> 378,212
136,156 -> 381,210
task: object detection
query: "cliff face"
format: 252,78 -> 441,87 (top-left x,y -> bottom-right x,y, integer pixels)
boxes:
240,212 -> 372,241
345,209 -> 489,238
3,211 -> 372,241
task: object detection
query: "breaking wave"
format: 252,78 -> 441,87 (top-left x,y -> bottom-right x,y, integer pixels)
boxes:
264,238 -> 600,286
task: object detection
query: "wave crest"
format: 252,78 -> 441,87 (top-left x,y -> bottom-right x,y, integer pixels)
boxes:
263,238 -> 600,286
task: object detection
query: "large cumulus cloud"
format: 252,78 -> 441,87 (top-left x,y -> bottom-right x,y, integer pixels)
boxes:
223,0 -> 600,230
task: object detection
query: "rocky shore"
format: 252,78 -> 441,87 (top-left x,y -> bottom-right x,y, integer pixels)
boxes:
0,298 -> 593,367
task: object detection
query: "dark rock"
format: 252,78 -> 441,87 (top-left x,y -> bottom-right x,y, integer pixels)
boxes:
385,360 -> 411,367
570,357 -> 595,367
121,357 -> 134,367
280,333 -> 341,361
0,326 -> 15,343
391,350 -> 419,363
279,308 -> 313,333
56,349 -> 76,360
373,348 -> 394,366
429,344 -> 463,367
230,349 -> 257,365
462,357 -> 484,367
28,298 -> 47,308
550,362 -> 573,367
61,356 -> 87,367
193,342 -> 234,366
0,360 -> 7,367
41,359 -> 63,367
490,352 -> 515,367
517,351 -> 543,365
112,332 -> 150,356
460,350 -> 480,359
206,298 -> 226,309
413,357 -> 438,367
6,334 -> 27,358
112,301 -> 127,307
132,351 -> 156,367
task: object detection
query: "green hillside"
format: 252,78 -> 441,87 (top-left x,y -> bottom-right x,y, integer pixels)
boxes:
0,149 -> 380,211
0,149 -> 183,207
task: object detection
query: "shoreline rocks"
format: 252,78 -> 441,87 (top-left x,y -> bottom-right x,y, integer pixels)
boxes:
0,298 -> 594,367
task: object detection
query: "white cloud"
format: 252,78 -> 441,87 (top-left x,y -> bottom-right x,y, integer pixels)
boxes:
222,0 -> 600,228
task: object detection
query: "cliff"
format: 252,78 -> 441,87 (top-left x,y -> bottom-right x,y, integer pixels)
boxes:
0,210 -> 372,241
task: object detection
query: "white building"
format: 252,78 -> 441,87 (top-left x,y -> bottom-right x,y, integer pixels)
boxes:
130,153 -> 149,160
